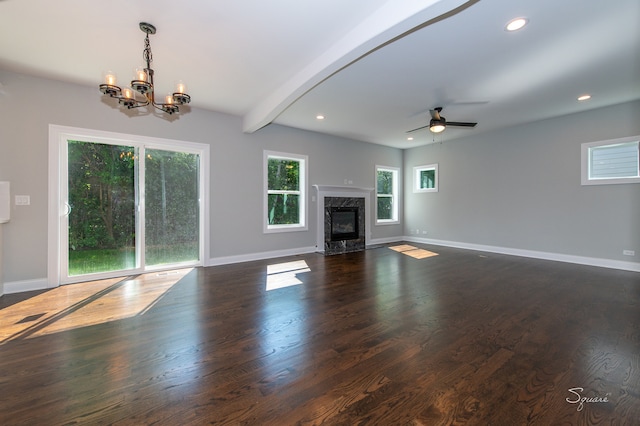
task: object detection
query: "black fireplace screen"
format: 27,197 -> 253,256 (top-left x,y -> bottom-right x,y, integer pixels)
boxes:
331,207 -> 359,241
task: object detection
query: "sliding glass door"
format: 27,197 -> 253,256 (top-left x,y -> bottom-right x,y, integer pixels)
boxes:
51,126 -> 207,285
66,141 -> 138,276
144,148 -> 200,267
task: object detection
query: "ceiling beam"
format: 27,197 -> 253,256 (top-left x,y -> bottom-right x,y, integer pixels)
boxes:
242,0 -> 479,134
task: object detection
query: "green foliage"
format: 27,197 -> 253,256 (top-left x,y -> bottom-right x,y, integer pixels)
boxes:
267,194 -> 300,225
377,170 -> 393,194
377,197 -> 393,220
376,169 -> 395,220
67,141 -> 200,273
267,157 -> 301,225
68,247 -> 135,276
420,169 -> 435,188
145,149 -> 199,265
267,158 -> 299,190
67,141 -> 135,251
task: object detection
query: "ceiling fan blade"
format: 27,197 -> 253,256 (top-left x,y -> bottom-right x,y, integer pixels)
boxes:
446,121 -> 477,128
406,124 -> 430,133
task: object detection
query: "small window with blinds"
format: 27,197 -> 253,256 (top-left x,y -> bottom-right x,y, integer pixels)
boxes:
582,136 -> 640,185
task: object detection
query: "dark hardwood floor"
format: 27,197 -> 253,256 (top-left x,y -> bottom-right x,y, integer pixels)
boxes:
1,243 -> 639,425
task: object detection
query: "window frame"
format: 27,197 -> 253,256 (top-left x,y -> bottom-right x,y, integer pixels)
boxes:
263,150 -> 308,233
413,163 -> 439,193
581,135 -> 640,185
375,165 -> 400,225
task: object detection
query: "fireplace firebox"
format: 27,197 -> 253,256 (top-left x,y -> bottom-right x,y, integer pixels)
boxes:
330,207 -> 359,241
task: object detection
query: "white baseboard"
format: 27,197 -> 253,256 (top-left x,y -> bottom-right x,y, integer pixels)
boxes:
368,236 -> 404,247
4,239 -> 636,296
207,245 -> 317,266
404,236 -> 640,273
3,278 -> 52,294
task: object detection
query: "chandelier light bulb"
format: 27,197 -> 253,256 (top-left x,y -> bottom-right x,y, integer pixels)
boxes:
134,67 -> 147,82
122,87 -> 134,99
104,71 -> 117,86
175,81 -> 187,94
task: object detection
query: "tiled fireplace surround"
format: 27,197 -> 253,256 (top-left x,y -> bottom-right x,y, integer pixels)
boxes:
313,185 -> 373,255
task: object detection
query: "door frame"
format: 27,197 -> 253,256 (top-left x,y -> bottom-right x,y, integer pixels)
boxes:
48,125 -> 210,287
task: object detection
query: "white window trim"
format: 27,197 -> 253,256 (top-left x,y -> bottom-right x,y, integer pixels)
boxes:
581,135 -> 640,185
414,163 -> 439,193
263,150 -> 308,233
375,165 -> 400,225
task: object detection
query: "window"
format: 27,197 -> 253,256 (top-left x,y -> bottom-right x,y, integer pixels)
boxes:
264,151 -> 307,232
414,164 -> 438,192
376,166 -> 399,224
581,136 -> 640,185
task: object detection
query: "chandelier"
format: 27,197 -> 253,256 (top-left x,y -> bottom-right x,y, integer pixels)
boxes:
99,22 -> 191,115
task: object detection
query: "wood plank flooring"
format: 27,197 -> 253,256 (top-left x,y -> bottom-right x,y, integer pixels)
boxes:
1,243 -> 639,425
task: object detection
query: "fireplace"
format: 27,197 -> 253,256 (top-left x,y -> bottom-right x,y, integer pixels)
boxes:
330,207 -> 359,241
323,196 -> 366,255
313,185 -> 372,255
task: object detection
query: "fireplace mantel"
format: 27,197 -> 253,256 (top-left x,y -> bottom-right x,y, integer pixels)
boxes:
313,185 -> 373,253
313,185 -> 374,194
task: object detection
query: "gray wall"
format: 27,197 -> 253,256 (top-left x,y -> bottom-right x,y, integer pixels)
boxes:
403,100 -> 640,264
0,69 -> 403,285
1,67 -> 637,288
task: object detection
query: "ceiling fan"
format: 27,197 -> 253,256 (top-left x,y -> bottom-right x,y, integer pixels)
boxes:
407,107 -> 477,134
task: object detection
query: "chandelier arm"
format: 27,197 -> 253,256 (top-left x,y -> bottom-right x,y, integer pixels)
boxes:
153,102 -> 179,115
117,95 -> 150,109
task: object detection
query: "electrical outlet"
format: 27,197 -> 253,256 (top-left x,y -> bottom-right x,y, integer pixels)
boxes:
623,250 -> 635,256
15,195 -> 30,206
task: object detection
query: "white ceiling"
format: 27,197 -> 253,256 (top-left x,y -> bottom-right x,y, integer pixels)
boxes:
1,0 -> 638,149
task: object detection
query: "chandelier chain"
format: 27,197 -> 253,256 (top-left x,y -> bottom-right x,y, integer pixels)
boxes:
143,33 -> 153,68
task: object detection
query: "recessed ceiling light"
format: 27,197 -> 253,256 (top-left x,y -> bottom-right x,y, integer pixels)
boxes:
316,114 -> 325,120
505,17 -> 528,32
407,136 -> 414,141
577,94 -> 591,101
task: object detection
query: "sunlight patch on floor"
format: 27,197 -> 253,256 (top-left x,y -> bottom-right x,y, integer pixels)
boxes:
389,244 -> 439,259
266,260 -> 310,291
0,268 -> 192,344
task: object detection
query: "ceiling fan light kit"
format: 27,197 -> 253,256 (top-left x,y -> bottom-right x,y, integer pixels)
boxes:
99,22 -> 191,115
429,119 -> 446,133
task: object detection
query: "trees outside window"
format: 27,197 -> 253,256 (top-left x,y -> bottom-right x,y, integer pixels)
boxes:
66,140 -> 201,277
376,166 -> 399,223
67,141 -> 136,273
264,151 -> 307,232
414,164 -> 438,193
